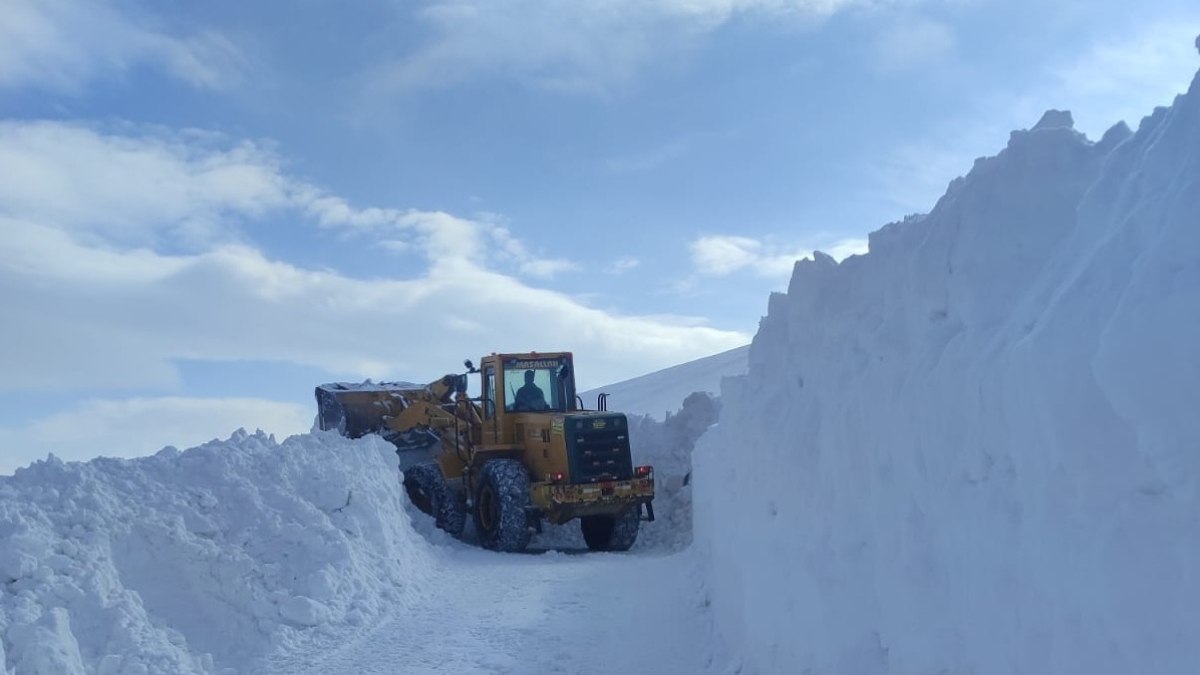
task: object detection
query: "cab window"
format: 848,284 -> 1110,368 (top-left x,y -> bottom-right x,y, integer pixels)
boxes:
503,357 -> 572,412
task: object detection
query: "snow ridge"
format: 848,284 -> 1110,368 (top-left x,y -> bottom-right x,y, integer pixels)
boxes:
694,68 -> 1200,674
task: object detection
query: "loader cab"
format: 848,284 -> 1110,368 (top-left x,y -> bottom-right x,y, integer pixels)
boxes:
479,352 -> 577,422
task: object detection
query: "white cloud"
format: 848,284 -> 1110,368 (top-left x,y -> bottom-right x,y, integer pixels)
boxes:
0,397 -> 312,473
0,121 -> 288,247
305,198 -> 580,279
373,0 -> 889,94
521,258 -> 580,279
691,234 -> 867,277
487,223 -> 581,278
0,120 -> 748,400
0,229 -> 746,392
0,121 -> 579,278
692,236 -> 765,275
824,237 -> 872,262
0,0 -> 246,92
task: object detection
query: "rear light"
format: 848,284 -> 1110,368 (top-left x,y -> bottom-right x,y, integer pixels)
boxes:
635,465 -> 653,478
551,472 -> 566,483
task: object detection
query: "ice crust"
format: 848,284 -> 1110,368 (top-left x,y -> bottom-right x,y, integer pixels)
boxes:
694,72 -> 1200,674
0,430 -> 436,675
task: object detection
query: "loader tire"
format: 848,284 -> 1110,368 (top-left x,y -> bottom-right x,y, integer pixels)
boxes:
581,506 -> 640,552
402,461 -> 466,537
473,459 -> 533,553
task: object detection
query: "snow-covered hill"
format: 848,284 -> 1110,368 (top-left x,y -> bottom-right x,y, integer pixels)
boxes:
581,345 -> 748,420
693,68 -> 1200,674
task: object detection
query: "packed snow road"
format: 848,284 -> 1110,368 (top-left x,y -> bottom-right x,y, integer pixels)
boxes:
265,537 -> 726,675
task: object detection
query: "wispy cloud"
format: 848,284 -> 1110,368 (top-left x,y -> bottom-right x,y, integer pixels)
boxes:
370,0 -> 900,96
607,256 -> 641,275
1041,19 -> 1200,137
873,17 -> 1200,218
0,0 -> 246,92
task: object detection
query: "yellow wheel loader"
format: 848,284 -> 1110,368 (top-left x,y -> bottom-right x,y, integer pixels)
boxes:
315,352 -> 655,553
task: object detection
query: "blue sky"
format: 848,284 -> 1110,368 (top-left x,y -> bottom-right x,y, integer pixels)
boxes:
1,0 -> 1198,472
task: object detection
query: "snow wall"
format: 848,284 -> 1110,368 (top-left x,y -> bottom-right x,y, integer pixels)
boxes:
0,431 -> 437,675
694,70 -> 1200,674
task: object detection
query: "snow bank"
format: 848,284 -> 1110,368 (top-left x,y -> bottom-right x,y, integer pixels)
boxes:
695,70 -> 1200,674
625,392 -> 721,551
0,430 -> 436,675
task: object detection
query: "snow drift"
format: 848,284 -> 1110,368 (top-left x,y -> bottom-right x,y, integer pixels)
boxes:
0,431 -> 437,675
694,69 -> 1200,674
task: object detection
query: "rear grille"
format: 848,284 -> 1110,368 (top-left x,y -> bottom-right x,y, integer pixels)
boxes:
564,415 -> 633,483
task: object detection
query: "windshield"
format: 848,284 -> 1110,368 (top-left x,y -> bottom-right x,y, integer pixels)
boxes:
503,356 -> 573,412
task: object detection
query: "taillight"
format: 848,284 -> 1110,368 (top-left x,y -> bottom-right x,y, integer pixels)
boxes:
552,472 -> 566,483
635,465 -> 653,478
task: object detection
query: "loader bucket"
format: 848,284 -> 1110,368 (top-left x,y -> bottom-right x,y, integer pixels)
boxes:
315,382 -> 412,439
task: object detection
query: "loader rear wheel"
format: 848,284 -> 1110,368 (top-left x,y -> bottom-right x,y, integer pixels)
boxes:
402,461 -> 466,537
581,506 -> 640,552
473,459 -> 533,553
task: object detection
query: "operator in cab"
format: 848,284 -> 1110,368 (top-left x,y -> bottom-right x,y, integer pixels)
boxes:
513,369 -> 549,411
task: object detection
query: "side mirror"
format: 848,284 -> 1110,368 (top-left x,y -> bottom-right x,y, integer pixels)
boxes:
464,359 -> 477,373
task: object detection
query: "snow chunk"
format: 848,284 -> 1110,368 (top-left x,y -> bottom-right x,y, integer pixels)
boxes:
279,596 -> 329,627
7,608 -> 86,675
0,549 -> 38,581
1097,120 -> 1133,152
1032,108 -> 1074,130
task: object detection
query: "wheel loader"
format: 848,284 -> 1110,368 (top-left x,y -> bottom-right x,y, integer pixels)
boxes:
315,352 -> 654,553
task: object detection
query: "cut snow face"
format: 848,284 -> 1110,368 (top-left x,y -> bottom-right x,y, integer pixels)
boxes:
694,67 -> 1200,674
0,430 -> 438,675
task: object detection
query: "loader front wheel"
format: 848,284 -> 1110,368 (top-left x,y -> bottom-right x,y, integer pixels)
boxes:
581,506 -> 640,552
473,459 -> 533,553
402,461 -> 466,537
